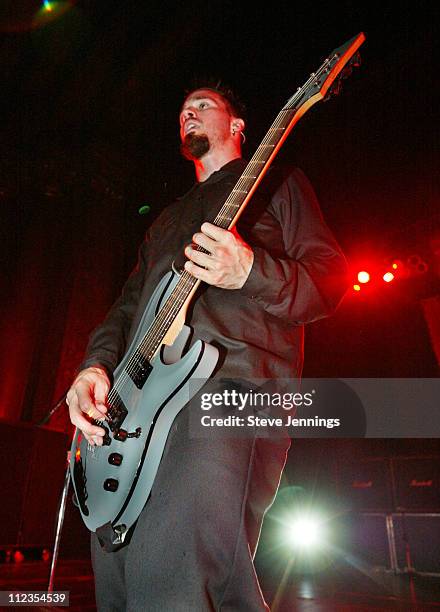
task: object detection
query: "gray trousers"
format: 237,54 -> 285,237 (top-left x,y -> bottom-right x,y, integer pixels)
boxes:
91,406 -> 290,611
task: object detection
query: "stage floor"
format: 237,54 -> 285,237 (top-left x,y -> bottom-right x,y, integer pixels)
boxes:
1,558 -> 440,611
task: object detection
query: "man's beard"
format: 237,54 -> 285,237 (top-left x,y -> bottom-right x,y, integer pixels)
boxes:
180,133 -> 210,160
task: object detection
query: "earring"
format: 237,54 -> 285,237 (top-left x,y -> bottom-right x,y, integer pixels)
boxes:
240,132 -> 246,144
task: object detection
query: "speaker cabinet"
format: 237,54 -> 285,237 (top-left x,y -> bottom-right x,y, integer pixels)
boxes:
337,512 -> 392,569
0,421 -> 68,547
393,514 -> 440,574
393,456 -> 440,511
334,512 -> 440,575
338,457 -> 394,512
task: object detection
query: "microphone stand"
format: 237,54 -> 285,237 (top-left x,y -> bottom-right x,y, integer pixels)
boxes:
48,444 -> 74,593
35,390 -> 75,592
36,391 -> 68,427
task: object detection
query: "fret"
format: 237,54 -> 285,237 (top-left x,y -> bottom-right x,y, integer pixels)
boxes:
268,127 -> 286,131
232,188 -> 248,194
238,180 -> 256,189
259,144 -> 275,148
242,175 -> 257,179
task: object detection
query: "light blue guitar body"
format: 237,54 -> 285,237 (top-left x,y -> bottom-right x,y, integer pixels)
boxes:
70,271 -> 218,545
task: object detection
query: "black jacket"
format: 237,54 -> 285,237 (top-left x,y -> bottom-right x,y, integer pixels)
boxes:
80,159 -> 348,380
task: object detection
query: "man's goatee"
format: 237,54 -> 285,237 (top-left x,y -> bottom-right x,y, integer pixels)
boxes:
181,134 -> 210,160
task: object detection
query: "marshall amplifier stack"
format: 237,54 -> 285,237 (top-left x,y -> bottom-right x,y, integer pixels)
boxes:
338,455 -> 440,513
337,454 -> 440,574
393,456 -> 440,512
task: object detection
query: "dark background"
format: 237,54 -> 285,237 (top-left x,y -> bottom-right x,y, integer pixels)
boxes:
0,0 -> 438,427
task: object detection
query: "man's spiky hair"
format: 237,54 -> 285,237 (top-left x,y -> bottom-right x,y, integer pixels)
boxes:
183,76 -> 247,121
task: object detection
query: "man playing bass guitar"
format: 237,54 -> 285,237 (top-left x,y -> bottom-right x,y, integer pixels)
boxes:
67,81 -> 348,611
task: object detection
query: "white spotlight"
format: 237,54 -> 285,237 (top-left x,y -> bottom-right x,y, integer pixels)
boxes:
287,517 -> 322,549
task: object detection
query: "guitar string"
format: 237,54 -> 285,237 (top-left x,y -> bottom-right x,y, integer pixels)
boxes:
105,56 -> 335,416
107,270 -> 197,406
220,57 -> 333,206
109,271 -> 195,390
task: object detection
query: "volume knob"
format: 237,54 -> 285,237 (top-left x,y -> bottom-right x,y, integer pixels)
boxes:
103,478 -> 119,492
108,453 -> 123,466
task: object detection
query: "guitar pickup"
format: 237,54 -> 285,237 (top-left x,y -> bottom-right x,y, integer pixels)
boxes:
106,391 -> 128,431
129,358 -> 153,390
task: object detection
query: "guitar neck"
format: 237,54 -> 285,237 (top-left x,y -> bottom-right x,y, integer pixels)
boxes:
213,108 -> 297,230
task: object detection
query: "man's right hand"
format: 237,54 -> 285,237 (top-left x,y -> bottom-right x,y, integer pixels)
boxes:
66,366 -> 110,446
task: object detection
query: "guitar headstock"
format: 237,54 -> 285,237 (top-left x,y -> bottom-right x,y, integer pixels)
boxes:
284,32 -> 366,111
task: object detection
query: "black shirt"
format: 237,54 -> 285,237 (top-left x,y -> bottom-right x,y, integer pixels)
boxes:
80,159 -> 348,379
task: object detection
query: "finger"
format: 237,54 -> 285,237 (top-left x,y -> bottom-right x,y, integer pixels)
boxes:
192,231 -> 217,253
80,399 -> 107,421
200,222 -> 232,243
83,432 -> 104,447
93,377 -> 110,412
85,403 -> 108,421
84,434 -> 104,446
66,388 -> 75,407
184,260 -> 218,285
185,246 -> 216,269
75,381 -> 107,420
69,403 -> 106,438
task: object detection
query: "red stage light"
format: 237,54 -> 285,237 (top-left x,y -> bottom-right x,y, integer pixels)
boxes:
357,271 -> 370,284
13,550 -> 25,563
353,284 -> 361,291
383,272 -> 395,283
